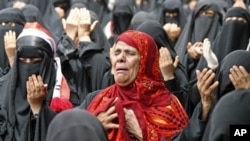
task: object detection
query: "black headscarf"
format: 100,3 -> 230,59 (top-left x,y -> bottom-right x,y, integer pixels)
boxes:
0,23 -> 57,141
25,0 -> 65,44
151,0 -> 186,29
88,10 -> 111,53
46,109 -> 108,141
112,0 -> 136,35
212,7 -> 250,63
195,7 -> 250,74
130,11 -> 154,30
21,4 -> 53,34
85,0 -> 110,28
136,20 -> 175,55
135,0 -> 157,12
175,0 -> 223,80
0,7 -> 25,76
214,50 -> 250,101
202,89 -> 250,141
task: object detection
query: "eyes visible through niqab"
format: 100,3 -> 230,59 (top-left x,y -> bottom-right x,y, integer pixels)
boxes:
0,22 -> 15,26
225,17 -> 247,23
19,57 -> 42,63
199,10 -> 215,17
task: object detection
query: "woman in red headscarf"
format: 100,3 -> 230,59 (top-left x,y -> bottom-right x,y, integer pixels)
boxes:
80,30 -> 189,141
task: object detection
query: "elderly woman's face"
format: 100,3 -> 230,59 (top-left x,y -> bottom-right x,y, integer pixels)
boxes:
111,41 -> 141,87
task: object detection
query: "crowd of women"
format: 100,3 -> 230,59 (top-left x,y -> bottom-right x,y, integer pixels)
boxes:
0,0 -> 250,141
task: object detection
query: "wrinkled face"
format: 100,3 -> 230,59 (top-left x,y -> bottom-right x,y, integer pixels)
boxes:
111,41 -> 141,87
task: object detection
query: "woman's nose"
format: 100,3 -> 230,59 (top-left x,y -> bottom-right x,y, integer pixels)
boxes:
117,53 -> 125,63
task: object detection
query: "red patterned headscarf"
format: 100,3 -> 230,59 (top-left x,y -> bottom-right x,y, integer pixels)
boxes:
87,30 -> 188,141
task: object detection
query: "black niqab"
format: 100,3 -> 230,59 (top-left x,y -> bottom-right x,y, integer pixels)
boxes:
0,8 -> 25,76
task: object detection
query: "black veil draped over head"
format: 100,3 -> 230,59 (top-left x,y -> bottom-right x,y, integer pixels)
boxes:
202,89 -> 250,141
46,109 -> 108,141
129,11 -> 154,30
0,7 -> 25,76
211,7 -> 250,63
112,0 -> 136,35
0,22 -> 57,141
174,0 -> 223,81
151,0 -> 186,29
84,0 -> 110,28
135,0 -> 157,12
195,6 -> 250,75
214,50 -> 250,101
24,0 -> 65,44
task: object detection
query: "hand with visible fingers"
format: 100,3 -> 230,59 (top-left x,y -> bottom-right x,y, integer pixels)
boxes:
4,30 -> 16,67
26,75 -> 48,114
163,23 -> 181,41
229,65 -> 250,89
97,98 -> 119,130
78,8 -> 98,42
187,42 -> 203,60
65,8 -> 80,40
124,108 -> 143,141
159,47 -> 179,81
196,68 -> 219,120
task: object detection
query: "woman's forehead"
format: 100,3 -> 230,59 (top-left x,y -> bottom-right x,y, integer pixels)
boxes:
115,41 -> 137,50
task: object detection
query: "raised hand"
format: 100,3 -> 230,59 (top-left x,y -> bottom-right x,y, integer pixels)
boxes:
4,30 -> 16,67
65,8 -> 80,40
229,65 -> 250,89
196,68 -> 219,120
163,23 -> 181,41
159,47 -> 179,80
187,42 -> 203,60
78,8 -> 98,42
26,75 -> 48,114
203,38 -> 218,70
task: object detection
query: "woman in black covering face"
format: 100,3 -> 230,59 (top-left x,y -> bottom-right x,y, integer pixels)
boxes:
46,109 -> 108,141
194,6 -> 250,80
57,7 -> 112,106
0,22 -> 72,141
201,89 -> 250,141
151,0 -> 186,29
104,0 -> 136,45
175,0 -> 223,81
211,6 -> 250,63
0,7 -> 25,76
